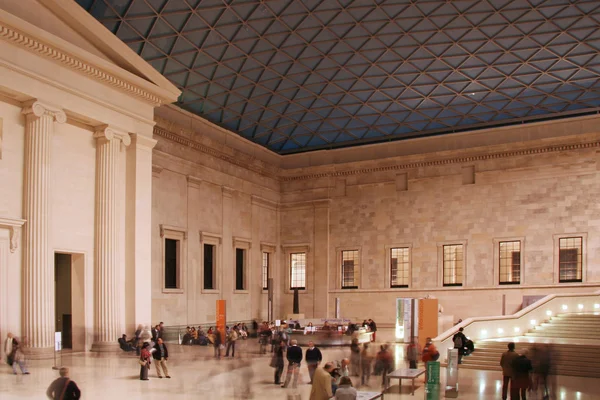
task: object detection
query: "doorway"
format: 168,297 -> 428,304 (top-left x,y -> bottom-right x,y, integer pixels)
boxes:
55,253 -> 72,349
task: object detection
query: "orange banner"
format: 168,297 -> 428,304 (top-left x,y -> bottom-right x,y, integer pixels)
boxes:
418,298 -> 438,350
216,300 -> 226,341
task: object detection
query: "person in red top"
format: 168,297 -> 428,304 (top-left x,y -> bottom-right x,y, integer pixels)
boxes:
421,337 -> 439,382
139,342 -> 152,381
375,344 -> 394,387
46,367 -> 81,399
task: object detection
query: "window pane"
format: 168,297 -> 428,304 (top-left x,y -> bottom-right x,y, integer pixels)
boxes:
236,248 -> 245,290
290,253 -> 306,289
165,239 -> 178,289
443,244 -> 463,286
499,241 -> 520,284
559,237 -> 582,282
341,250 -> 359,288
391,247 -> 410,287
262,252 -> 269,290
203,244 -> 215,290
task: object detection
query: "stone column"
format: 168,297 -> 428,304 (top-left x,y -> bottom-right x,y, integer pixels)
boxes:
21,101 -> 66,357
92,126 -> 130,351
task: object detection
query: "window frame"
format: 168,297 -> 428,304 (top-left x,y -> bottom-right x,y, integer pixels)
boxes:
200,232 -> 222,294
337,247 -> 361,289
233,237 -> 251,294
160,224 -> 187,294
437,240 -> 467,287
260,243 -> 276,294
554,234 -> 586,284
386,245 -> 412,289
493,237 -> 524,286
282,244 -> 310,294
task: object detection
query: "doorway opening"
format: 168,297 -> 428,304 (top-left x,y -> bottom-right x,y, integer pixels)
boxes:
54,252 -> 85,351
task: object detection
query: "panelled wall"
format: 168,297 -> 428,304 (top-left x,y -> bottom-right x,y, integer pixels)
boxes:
153,113 -> 600,326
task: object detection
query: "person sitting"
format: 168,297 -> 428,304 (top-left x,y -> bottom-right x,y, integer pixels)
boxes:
207,327 -> 215,345
335,376 -> 357,400
182,327 -> 192,345
118,334 -> 135,352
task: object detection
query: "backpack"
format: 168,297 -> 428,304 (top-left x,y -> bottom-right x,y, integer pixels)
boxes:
453,335 -> 463,348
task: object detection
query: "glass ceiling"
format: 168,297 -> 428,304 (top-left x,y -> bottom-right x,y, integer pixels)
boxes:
77,0 -> 600,154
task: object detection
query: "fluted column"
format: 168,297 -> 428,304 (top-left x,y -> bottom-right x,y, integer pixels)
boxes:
92,126 -> 130,351
21,101 -> 66,357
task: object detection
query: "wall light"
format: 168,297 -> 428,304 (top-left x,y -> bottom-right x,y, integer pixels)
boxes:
497,328 -> 504,334
514,327 -> 520,333
546,310 -> 552,316
595,304 -> 600,309
480,329 -> 488,336
562,305 -> 568,311
578,304 -> 584,310
530,319 -> 536,326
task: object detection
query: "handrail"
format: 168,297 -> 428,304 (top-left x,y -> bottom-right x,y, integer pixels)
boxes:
433,290 -> 600,356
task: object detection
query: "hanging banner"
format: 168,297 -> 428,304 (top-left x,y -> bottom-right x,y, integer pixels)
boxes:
216,300 -> 226,341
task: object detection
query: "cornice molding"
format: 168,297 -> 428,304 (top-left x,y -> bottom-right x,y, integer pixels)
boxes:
0,22 -> 163,106
130,133 -> 157,150
187,175 -> 202,188
251,195 -> 278,210
281,140 -> 600,182
152,164 -> 163,178
222,186 -> 235,197
0,217 -> 26,253
153,124 -> 280,180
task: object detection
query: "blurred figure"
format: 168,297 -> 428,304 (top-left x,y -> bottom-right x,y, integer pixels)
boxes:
349,338 -> 360,376
134,324 -> 143,355
360,343 -> 373,387
273,339 -> 286,385
421,337 -> 439,381
511,350 -> 532,400
46,367 -> 80,399
375,344 -> 394,388
335,376 -> 357,400
406,337 -> 419,369
139,342 -> 151,381
452,327 -> 468,364
213,329 -> 222,359
531,344 -> 553,400
4,332 -> 13,365
500,342 -> 518,400
10,337 -> 28,375
310,362 -> 334,400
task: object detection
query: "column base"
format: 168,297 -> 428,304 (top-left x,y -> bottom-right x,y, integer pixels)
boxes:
91,342 -> 120,353
24,346 -> 55,360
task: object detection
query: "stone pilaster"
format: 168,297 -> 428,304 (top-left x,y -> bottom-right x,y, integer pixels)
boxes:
21,101 -> 66,357
92,126 -> 130,351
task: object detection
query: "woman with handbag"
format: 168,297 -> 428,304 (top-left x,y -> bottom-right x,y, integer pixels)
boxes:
139,342 -> 152,380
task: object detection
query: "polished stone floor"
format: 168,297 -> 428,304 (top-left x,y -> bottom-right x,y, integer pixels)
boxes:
1,340 -> 597,399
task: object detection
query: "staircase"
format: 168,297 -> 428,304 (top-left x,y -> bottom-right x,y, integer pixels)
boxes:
459,313 -> 600,378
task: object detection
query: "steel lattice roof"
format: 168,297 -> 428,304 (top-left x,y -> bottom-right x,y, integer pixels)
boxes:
77,0 -> 600,154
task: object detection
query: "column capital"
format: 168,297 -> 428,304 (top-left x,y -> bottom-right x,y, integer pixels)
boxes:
94,125 -> 131,146
21,100 -> 67,124
130,133 -> 157,150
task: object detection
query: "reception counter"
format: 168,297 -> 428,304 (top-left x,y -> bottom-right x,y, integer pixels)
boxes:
288,328 -> 373,347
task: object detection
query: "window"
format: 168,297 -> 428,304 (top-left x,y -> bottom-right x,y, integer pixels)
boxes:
443,244 -> 463,286
262,252 -> 270,290
164,239 -> 180,289
235,248 -> 246,290
204,244 -> 215,290
499,241 -> 521,284
559,237 -> 582,282
341,250 -> 359,289
290,253 -> 306,290
391,247 -> 410,288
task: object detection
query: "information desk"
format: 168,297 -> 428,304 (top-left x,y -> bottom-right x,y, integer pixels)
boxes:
357,391 -> 384,400
385,368 -> 425,395
288,329 -> 372,347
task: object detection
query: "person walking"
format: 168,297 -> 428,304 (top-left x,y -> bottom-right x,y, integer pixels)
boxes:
511,350 -> 533,400
375,344 -> 393,388
4,333 -> 13,366
225,326 -> 238,357
360,343 -> 373,387
452,328 -> 468,364
407,337 -> 419,369
282,339 -> 302,388
500,342 -> 519,400
214,329 -> 222,359
305,341 -> 322,384
309,362 -> 335,400
273,339 -> 286,385
350,338 -> 361,376
139,342 -> 152,381
152,338 -> 171,378
10,337 -> 29,375
46,367 -> 81,399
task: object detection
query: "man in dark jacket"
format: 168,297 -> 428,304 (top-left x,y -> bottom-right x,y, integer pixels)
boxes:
368,319 -> 378,342
305,341 -> 323,384
46,367 -> 81,399
282,339 -> 303,388
152,338 -> 170,378
511,350 -> 533,400
452,327 -> 468,364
